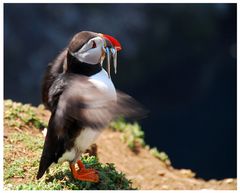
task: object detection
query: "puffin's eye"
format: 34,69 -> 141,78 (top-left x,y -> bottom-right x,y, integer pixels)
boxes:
92,41 -> 96,48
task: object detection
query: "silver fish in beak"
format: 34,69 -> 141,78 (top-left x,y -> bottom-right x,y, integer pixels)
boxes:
100,33 -> 122,77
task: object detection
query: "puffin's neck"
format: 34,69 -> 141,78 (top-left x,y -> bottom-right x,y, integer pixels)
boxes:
66,52 -> 102,76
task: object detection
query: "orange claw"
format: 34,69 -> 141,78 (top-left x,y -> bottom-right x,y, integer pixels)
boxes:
70,160 -> 99,183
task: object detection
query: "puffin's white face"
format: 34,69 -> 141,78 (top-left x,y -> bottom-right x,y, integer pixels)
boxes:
71,37 -> 106,65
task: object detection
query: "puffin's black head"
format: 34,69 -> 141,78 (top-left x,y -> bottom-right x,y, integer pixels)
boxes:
66,31 -> 122,75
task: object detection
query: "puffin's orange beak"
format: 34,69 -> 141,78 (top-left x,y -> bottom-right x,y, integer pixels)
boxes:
102,34 -> 122,51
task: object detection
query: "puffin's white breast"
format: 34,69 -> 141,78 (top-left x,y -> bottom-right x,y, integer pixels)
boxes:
88,69 -> 117,100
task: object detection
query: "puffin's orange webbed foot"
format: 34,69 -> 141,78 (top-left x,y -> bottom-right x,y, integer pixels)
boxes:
76,160 -> 97,174
70,160 -> 99,183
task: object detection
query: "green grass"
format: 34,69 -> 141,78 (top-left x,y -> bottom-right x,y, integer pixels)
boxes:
4,130 -> 45,187
149,147 -> 171,166
4,99 -> 47,129
110,117 -> 145,150
13,156 -> 134,190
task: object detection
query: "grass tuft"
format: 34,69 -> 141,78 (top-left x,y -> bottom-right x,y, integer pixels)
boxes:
149,147 -> 171,166
110,117 -> 145,151
4,99 -> 47,129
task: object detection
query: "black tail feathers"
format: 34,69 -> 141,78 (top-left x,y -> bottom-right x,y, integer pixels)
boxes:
36,155 -> 53,180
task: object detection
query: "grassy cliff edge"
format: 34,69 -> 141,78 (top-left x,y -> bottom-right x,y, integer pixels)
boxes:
3,100 -> 237,190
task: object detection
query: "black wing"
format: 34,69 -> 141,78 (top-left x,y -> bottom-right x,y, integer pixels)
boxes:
36,113 -> 66,179
41,49 -> 68,110
52,74 -> 147,130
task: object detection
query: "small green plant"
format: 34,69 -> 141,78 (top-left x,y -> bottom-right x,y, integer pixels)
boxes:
4,100 -> 47,129
110,118 -> 145,151
149,147 -> 171,165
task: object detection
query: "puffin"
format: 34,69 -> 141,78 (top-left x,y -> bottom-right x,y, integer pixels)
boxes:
37,31 -> 144,183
